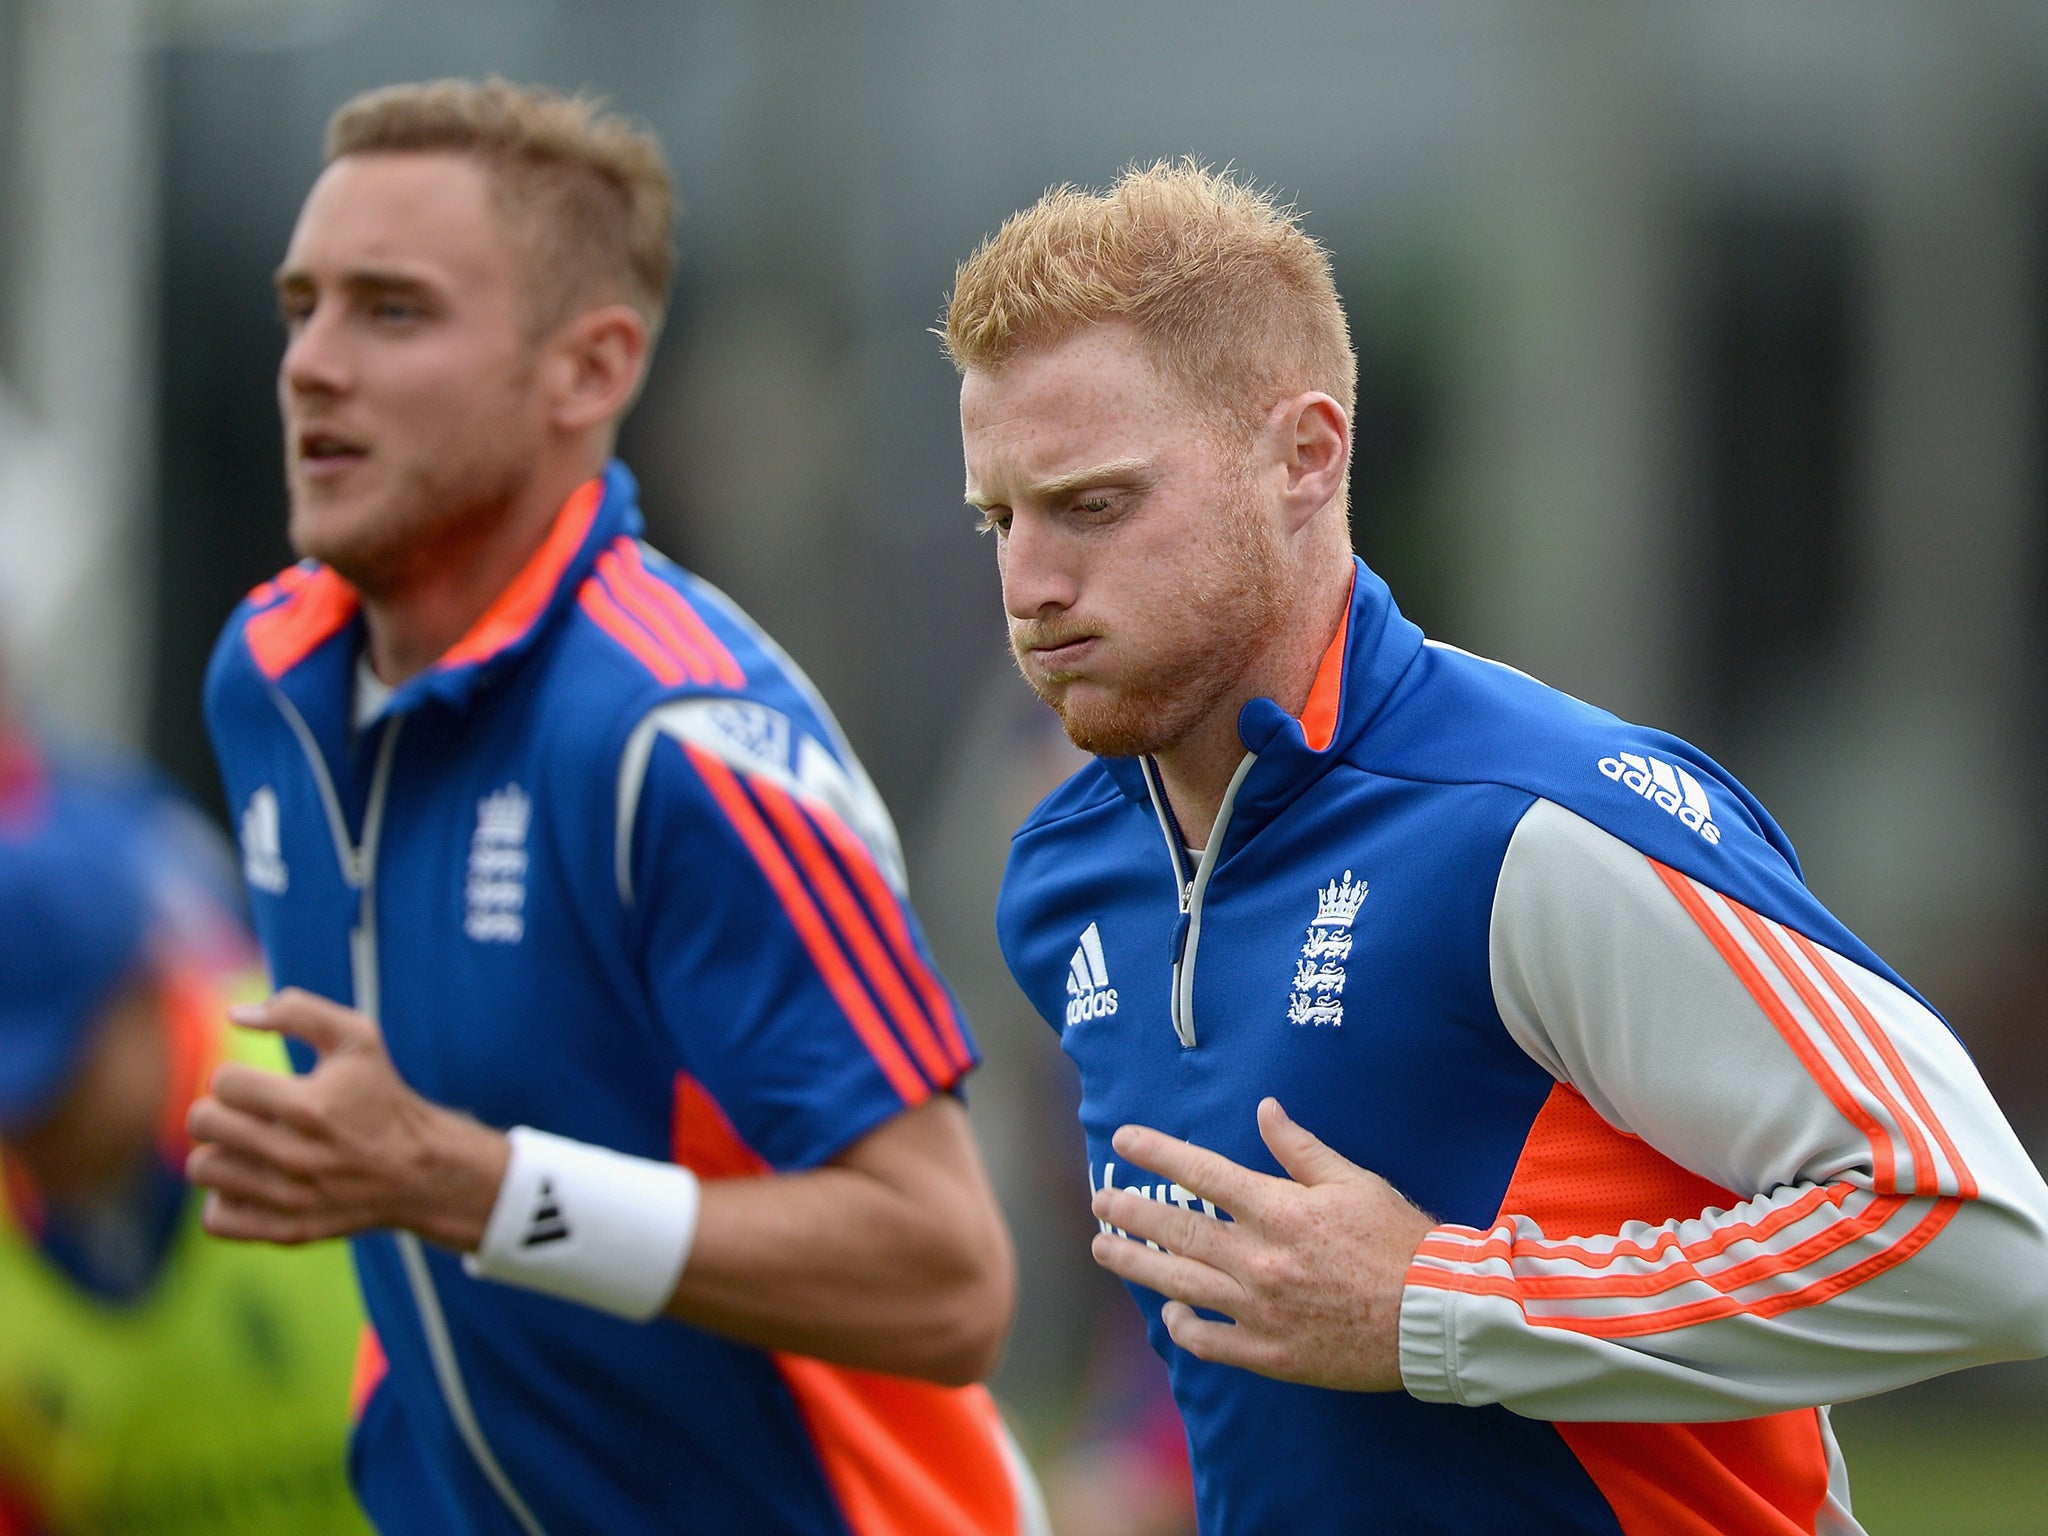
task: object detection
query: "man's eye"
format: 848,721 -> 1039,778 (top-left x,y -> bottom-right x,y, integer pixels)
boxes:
372,299 -> 421,323
1076,496 -> 1113,515
974,509 -> 1012,537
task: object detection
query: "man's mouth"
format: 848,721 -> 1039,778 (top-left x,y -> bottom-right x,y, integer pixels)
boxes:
1019,632 -> 1100,675
1032,636 -> 1093,658
295,429 -> 368,472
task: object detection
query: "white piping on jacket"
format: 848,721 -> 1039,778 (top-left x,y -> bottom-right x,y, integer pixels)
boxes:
266,695 -> 550,1536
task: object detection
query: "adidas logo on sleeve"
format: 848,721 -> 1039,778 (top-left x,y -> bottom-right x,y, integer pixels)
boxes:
1598,751 -> 1722,844
1065,921 -> 1119,1026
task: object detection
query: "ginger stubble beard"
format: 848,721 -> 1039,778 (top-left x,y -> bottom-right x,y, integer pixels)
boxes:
1012,474 -> 1288,760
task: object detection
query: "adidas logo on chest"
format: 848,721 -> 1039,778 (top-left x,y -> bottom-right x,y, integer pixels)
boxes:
241,786 -> 288,895
1065,921 -> 1119,1026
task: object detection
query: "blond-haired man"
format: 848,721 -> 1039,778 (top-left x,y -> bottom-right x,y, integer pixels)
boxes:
950,161 -> 2048,1535
192,79 -> 1037,1536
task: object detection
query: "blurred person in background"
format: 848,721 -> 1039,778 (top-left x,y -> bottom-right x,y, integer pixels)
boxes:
945,161 -> 2048,1536
1039,1301 -> 1194,1536
0,688 -> 369,1536
187,78 -> 1035,1536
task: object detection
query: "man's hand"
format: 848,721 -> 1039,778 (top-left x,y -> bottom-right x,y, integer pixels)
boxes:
186,988 -> 509,1251
1088,1097 -> 1437,1392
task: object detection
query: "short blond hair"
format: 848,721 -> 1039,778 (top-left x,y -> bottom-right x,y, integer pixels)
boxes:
327,78 -> 676,334
943,159 -> 1355,437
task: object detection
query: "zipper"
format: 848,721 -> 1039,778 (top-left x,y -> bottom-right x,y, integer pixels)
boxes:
265,686 -> 549,1536
1140,753 -> 1257,1049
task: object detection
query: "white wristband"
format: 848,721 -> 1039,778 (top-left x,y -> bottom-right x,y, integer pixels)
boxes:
462,1127 -> 701,1321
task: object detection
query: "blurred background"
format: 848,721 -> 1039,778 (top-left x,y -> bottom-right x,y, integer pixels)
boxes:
4,1 -> 2047,1530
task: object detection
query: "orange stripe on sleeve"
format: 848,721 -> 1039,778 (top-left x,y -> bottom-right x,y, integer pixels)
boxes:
595,547 -> 717,683
1410,1199 -> 1957,1338
752,781 -> 957,1088
1648,862 -> 1895,1177
1515,1191 -> 1900,1303
1414,1182 -> 1842,1274
1559,1198 -> 1961,1338
1790,929 -> 1979,1201
618,542 -> 746,688
1407,901 -> 1974,1337
803,803 -> 975,1076
1727,903 -> 1928,1194
685,744 -> 929,1103
579,583 -> 687,685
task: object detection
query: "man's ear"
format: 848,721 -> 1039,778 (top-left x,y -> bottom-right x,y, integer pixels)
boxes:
1271,392 -> 1350,532
546,303 -> 651,435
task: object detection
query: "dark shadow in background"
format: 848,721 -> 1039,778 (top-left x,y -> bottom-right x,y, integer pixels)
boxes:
1678,202 -> 1859,746
1343,258 -> 1456,640
148,47 -> 298,818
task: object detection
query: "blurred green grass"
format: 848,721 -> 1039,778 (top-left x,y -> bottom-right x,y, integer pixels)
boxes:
1829,1395 -> 2048,1535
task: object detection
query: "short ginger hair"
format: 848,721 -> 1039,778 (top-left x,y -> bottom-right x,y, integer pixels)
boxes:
326,78 -> 677,334
943,159 -> 1356,439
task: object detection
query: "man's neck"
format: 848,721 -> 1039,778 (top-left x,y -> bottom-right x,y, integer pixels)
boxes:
1155,555 -> 1352,850
360,460 -> 598,686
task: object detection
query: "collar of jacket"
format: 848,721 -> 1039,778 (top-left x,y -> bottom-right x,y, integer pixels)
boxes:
1097,556 -> 1426,834
243,459 -> 644,728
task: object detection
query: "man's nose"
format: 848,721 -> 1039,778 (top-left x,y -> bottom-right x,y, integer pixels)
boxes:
280,305 -> 349,398
999,513 -> 1080,620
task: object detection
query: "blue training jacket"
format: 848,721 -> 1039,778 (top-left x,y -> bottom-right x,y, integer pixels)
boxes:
997,558 -> 2048,1536
207,463 -> 1035,1536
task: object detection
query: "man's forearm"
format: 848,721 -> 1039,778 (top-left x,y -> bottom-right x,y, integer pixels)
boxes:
190,993 -> 1014,1385
461,1094 -> 1013,1385
673,1134 -> 1014,1385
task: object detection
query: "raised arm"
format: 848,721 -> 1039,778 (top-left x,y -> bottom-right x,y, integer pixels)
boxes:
1402,798 -> 2048,1420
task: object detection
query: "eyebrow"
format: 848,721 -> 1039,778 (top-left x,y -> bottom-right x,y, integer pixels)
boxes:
964,457 -> 1153,509
272,267 -> 442,303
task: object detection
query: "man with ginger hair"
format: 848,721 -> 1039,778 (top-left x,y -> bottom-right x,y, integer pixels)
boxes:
192,79 -> 1039,1536
946,160 -> 2048,1534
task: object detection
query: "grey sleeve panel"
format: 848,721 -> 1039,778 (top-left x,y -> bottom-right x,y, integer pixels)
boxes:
1400,797 -> 2048,1422
1487,799 -> 1889,1195
613,696 -> 909,907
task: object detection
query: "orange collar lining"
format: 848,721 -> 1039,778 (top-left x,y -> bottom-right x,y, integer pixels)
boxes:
244,476 -> 606,681
436,478 -> 605,672
1295,574 -> 1354,753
